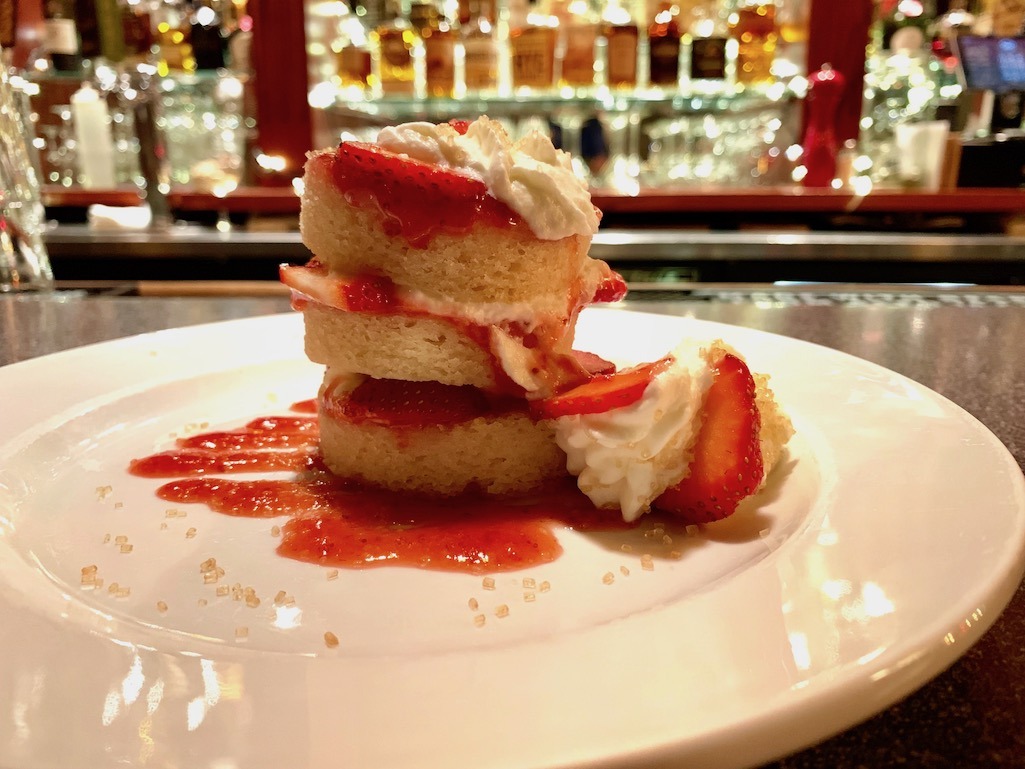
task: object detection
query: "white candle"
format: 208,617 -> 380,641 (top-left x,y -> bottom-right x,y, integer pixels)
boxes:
71,82 -> 117,189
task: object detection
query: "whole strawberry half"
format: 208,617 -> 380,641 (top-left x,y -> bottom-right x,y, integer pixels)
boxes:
329,141 -> 520,247
653,353 -> 764,523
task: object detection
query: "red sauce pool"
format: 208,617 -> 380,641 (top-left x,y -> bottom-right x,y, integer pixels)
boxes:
129,401 -> 634,574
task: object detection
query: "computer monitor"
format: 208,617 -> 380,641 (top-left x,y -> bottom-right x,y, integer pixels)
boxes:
955,35 -> 1025,92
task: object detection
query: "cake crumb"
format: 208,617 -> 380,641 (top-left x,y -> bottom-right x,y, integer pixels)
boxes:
524,592 -> 536,602
113,502 -> 124,509
620,543 -> 633,553
602,571 -> 615,585
185,527 -> 197,539
156,600 -> 168,614
114,535 -> 128,545
495,604 -> 509,618
95,485 -> 113,500
473,614 -> 486,628
522,577 -> 536,589
197,598 -> 208,607
235,626 -> 249,642
119,543 -> 133,554
326,569 -> 339,581
539,580 -> 550,593
271,525 -> 281,537
640,554 -> 655,571
468,597 -> 479,611
324,631 -> 340,649
620,565 -> 631,577
482,577 -> 496,591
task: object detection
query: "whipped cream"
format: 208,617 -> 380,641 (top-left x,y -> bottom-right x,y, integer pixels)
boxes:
376,117 -> 599,241
552,343 -> 716,521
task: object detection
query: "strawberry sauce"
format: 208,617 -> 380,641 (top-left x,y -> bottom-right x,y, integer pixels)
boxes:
129,402 -> 632,574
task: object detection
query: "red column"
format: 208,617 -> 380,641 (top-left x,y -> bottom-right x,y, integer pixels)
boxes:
807,0 -> 873,143
248,0 -> 313,185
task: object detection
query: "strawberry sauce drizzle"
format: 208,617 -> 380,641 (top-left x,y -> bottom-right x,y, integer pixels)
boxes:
129,402 -> 633,574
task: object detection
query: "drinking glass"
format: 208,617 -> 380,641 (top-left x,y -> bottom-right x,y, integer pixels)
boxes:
0,54 -> 53,292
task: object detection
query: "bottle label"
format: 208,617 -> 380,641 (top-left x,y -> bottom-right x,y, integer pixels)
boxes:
511,27 -> 556,88
425,35 -> 455,94
561,24 -> 598,86
690,36 -> 726,79
44,17 -> 79,55
464,38 -> 498,89
649,35 -> 680,85
606,26 -> 638,85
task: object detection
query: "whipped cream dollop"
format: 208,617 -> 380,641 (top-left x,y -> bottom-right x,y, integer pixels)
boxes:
552,343 -> 716,522
376,117 -> 599,241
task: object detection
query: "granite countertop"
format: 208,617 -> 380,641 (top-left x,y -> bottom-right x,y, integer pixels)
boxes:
1,290 -> 1023,768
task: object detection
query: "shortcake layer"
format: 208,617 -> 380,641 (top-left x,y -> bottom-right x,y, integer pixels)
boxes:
281,261 -> 625,396
300,152 -> 593,307
318,374 -> 566,496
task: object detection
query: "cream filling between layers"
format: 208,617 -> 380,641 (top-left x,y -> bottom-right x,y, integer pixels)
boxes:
281,260 -> 605,331
552,343 -> 716,522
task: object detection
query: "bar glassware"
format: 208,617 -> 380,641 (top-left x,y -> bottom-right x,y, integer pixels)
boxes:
0,54 -> 53,292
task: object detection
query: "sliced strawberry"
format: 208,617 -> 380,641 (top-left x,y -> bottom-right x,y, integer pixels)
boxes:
328,141 -> 521,247
592,271 -> 628,304
328,378 -> 521,428
341,273 -> 399,313
653,353 -> 763,523
572,350 -> 617,377
531,356 -> 672,419
448,119 -> 472,135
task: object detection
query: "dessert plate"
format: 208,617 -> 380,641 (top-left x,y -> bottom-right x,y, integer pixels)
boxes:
0,309 -> 1023,769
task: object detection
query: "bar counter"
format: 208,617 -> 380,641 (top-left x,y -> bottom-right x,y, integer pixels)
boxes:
1,287 -> 1024,768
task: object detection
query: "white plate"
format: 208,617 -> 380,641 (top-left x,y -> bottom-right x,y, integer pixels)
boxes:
0,308 -> 1023,769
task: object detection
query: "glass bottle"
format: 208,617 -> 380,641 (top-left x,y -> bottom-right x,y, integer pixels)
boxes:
461,0 -> 498,93
334,1 -> 373,91
371,0 -> 418,95
154,0 -> 196,74
75,0 -> 103,61
120,0 -> 155,64
508,0 -> 558,92
555,0 -> 599,89
414,0 -> 457,97
43,0 -> 83,72
647,0 -> 681,89
0,0 -> 17,50
602,0 -> 638,88
190,0 -> 226,70
729,0 -> 777,85
688,0 -> 728,86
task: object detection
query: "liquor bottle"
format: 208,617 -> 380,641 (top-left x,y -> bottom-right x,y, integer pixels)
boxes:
121,1 -> 155,63
508,0 -> 558,91
461,0 -> 498,92
555,0 -> 600,89
414,0 -> 456,97
729,0 -> 777,84
648,0 -> 681,89
43,0 -> 83,72
688,1 -> 727,85
371,0 -> 417,95
74,0 -> 102,60
190,1 -> 226,70
154,0 -> 196,73
334,1 -> 373,91
601,0 -> 638,88
0,0 -> 17,50
92,0 -> 127,62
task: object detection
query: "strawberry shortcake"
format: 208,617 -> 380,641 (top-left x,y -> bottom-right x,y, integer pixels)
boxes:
283,116 -> 793,520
